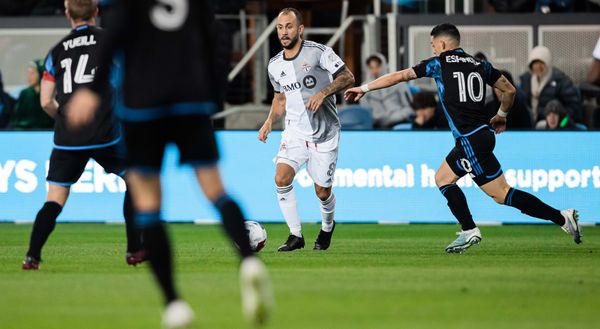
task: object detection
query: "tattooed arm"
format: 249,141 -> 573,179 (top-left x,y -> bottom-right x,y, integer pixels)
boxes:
306,66 -> 355,112
344,68 -> 417,102
489,74 -> 517,134
493,75 -> 516,114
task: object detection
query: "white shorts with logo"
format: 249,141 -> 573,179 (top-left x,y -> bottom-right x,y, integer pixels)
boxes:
276,130 -> 340,188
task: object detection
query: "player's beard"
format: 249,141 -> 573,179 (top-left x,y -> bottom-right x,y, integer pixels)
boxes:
281,34 -> 299,50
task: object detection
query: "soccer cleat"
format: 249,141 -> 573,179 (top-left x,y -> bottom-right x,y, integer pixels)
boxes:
314,221 -> 336,250
126,250 -> 147,266
560,209 -> 582,244
240,256 -> 273,325
445,227 -> 482,253
161,300 -> 194,329
22,256 -> 41,270
277,234 -> 305,252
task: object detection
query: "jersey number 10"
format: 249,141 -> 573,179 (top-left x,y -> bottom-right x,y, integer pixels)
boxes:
60,54 -> 94,94
452,71 -> 484,103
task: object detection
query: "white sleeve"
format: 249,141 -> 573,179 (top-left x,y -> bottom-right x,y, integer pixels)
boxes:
593,37 -> 600,60
319,46 -> 346,76
268,68 -> 281,93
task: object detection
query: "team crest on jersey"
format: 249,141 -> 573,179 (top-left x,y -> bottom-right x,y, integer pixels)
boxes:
302,63 -> 312,72
303,75 -> 317,89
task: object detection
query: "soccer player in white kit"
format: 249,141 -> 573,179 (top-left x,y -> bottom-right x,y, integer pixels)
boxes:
258,8 -> 355,252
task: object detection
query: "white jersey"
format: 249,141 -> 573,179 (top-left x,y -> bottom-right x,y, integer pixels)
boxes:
268,40 -> 345,143
594,36 -> 600,60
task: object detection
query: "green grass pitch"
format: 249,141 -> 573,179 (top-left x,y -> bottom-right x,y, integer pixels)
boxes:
0,223 -> 598,329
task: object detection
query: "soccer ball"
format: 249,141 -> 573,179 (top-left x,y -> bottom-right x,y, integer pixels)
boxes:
245,221 -> 267,252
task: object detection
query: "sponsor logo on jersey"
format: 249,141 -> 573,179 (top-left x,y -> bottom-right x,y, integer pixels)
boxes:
303,75 -> 317,89
280,71 -> 286,77
445,55 -> 479,65
302,63 -> 312,72
281,82 -> 301,92
62,35 -> 97,51
280,142 -> 287,151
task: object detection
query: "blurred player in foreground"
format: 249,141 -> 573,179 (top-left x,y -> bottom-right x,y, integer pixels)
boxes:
346,23 -> 581,253
259,8 -> 355,252
22,0 -> 143,270
67,0 -> 272,327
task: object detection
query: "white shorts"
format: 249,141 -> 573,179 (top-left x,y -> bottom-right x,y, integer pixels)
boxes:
276,130 -> 340,188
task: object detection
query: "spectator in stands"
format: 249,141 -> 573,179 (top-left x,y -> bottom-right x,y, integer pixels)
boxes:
361,53 -> 413,129
589,36 -> 600,86
485,70 -> 533,129
519,45 -> 583,123
588,36 -> 600,129
9,59 -> 54,129
411,91 -> 449,130
0,70 -> 15,128
535,100 -> 579,130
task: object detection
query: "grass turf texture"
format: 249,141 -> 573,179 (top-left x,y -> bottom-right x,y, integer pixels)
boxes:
0,223 -> 598,329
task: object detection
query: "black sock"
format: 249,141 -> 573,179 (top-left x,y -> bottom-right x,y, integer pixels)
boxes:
27,201 -> 62,260
439,184 -> 477,231
214,194 -> 253,258
123,191 -> 142,253
504,188 -> 565,225
137,211 -> 178,304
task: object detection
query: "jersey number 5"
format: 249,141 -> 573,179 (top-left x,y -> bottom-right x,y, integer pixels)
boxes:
60,54 -> 94,94
150,0 -> 189,31
452,71 -> 483,103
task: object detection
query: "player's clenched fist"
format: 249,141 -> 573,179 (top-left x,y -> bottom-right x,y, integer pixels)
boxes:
258,119 -> 272,143
489,115 -> 507,134
344,87 -> 365,102
306,91 -> 325,113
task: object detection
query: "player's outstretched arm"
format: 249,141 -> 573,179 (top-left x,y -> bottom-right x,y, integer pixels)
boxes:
489,74 -> 516,134
40,79 -> 59,118
259,92 -> 286,143
306,66 -> 355,113
344,67 -> 417,102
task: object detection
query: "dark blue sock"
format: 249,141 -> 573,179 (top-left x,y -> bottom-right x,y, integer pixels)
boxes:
27,201 -> 62,260
136,211 -> 178,304
504,188 -> 565,225
439,184 -> 476,231
214,194 -> 253,258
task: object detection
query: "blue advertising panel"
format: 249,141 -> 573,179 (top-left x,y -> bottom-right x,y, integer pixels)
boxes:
1,131 -> 598,224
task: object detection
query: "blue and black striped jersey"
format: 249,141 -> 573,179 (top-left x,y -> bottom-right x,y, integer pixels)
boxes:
413,48 -> 502,138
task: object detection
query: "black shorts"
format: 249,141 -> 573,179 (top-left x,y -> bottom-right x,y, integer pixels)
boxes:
47,144 -> 126,186
446,127 -> 502,186
122,115 -> 219,173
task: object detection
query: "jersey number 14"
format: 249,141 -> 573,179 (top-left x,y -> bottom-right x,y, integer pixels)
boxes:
452,71 -> 484,103
60,54 -> 94,94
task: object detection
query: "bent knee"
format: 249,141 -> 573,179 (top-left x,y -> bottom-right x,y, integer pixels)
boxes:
275,173 -> 294,187
435,172 -> 457,188
315,187 -> 331,201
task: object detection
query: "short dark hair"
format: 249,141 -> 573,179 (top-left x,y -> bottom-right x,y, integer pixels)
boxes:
412,92 -> 437,110
278,8 -> 303,25
365,55 -> 382,66
66,0 -> 97,21
430,23 -> 460,43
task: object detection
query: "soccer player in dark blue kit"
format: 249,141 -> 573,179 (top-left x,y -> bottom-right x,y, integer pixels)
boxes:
67,0 -> 272,327
346,23 -> 582,253
22,0 -> 144,270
